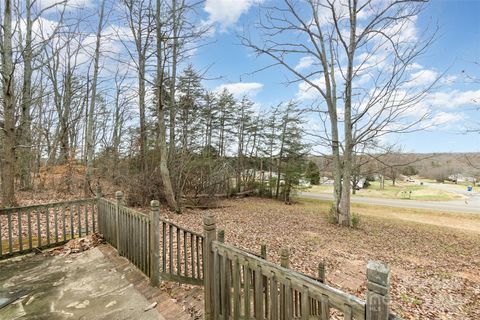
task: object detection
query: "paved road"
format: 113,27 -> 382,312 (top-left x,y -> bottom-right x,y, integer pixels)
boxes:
300,191 -> 480,214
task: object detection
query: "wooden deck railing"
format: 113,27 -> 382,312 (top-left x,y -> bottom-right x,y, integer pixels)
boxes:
0,198 -> 98,258
2,192 -> 398,320
98,193 -> 152,277
203,213 -> 395,320
97,191 -> 204,286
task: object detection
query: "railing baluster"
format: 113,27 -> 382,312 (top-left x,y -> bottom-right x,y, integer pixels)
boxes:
36,209 -> 42,247
213,249 -> 220,320
177,227 -> 181,275
45,207 -> 50,245
320,294 -> 329,320
77,205 -> 82,238
184,230 -> 188,277
270,272 -> 278,320
196,236 -> 200,279
27,209 -> 32,250
254,264 -> 263,320
62,205 -> 66,242
8,213 -> 13,254
301,287 -> 309,320
232,256 -> 241,320
83,204 -> 88,235
169,224 -> 173,274
190,233 -> 195,279
18,211 -> 23,252
343,304 -> 352,320
54,207 -> 58,243
162,222 -> 167,272
0,216 -> 3,256
70,205 -> 75,240
244,263 -> 251,319
93,202 -> 97,233
285,281 -> 292,320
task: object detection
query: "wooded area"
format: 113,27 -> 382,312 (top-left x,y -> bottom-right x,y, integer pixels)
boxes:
0,0 -> 476,227
0,0 -> 315,211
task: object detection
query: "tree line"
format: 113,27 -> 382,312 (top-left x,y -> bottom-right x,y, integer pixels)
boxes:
0,0 -> 312,210
1,0 -> 439,228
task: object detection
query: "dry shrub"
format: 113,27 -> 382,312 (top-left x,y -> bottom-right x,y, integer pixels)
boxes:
124,171 -> 166,207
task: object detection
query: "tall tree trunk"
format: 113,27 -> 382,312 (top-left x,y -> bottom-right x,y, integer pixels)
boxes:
138,64 -> 147,172
168,0 -> 178,165
338,3 -> 358,227
84,0 -> 106,196
1,0 -> 17,206
275,116 -> 287,199
19,0 -> 33,190
156,0 -> 179,212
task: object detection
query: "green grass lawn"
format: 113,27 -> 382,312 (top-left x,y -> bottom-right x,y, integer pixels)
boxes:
306,180 -> 463,201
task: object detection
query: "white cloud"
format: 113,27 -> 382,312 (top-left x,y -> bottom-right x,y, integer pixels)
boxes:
428,112 -> 464,127
405,69 -> 438,87
103,25 -> 134,42
35,0 -> 93,11
425,89 -> 480,109
295,56 -> 315,71
204,0 -> 262,30
296,77 -> 326,100
215,82 -> 263,97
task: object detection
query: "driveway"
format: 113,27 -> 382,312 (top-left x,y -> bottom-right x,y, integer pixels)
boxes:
300,190 -> 480,214
0,248 -> 164,320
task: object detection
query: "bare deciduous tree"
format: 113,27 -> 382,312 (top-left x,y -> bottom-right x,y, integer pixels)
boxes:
243,0 -> 436,226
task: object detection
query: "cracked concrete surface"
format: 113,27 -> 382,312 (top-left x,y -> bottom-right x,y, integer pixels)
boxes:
0,248 -> 164,320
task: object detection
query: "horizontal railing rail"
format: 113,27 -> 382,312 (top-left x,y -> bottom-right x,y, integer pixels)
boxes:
97,192 -> 204,286
211,240 -> 366,319
0,198 -> 96,215
203,214 -> 395,320
0,198 -> 98,259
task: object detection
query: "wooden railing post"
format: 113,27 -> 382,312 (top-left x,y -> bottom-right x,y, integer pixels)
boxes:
218,229 -> 225,243
260,244 -> 267,259
203,213 -> 217,320
280,248 -> 289,268
318,261 -> 326,283
366,261 -> 390,320
95,185 -> 102,234
150,200 -> 160,286
95,185 -> 102,200
280,248 -> 290,320
115,191 -> 123,254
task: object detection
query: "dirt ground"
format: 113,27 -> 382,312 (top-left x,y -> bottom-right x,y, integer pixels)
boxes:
160,197 -> 480,320
3,181 -> 480,319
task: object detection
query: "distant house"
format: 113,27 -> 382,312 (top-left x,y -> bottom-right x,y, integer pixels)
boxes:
356,178 -> 366,189
448,174 -> 476,183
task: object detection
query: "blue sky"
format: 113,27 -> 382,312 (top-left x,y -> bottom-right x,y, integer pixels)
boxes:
193,0 -> 480,153
35,0 -> 480,153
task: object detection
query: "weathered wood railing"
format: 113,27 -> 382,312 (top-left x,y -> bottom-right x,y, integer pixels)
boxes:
98,192 -> 152,277
203,214 -> 394,320
158,217 -> 204,285
2,192 -> 396,319
0,198 -> 98,259
97,191 -> 204,286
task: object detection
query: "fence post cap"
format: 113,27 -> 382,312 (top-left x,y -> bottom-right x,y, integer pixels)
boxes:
203,213 -> 216,225
150,200 -> 160,208
367,260 -> 390,286
217,229 -> 225,242
280,247 -> 290,256
115,191 -> 124,199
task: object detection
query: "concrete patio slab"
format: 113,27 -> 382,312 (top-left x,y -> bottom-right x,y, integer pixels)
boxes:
0,248 -> 165,320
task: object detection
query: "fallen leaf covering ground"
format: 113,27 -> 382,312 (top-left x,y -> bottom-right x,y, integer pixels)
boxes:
3,178 -> 480,319
160,197 -> 480,320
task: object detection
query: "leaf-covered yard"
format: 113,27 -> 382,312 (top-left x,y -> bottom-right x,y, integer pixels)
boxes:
161,197 -> 480,320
